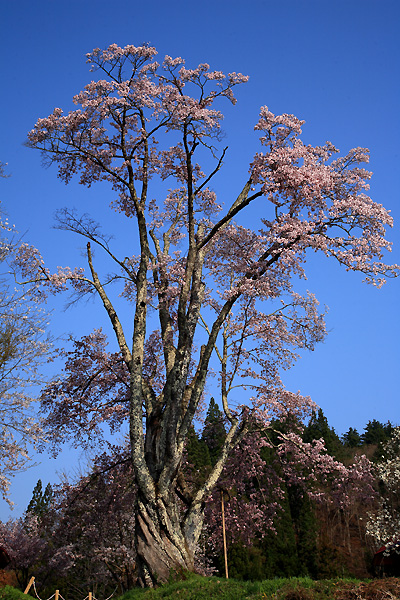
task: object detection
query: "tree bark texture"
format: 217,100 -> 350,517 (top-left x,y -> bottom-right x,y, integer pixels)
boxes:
135,493 -> 199,587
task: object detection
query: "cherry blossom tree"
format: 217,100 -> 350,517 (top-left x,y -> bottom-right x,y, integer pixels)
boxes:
0,514 -> 48,589
0,297 -> 51,502
366,427 -> 400,554
0,214 -> 52,503
0,511 -> 74,591
20,43 -> 398,585
329,454 -> 376,553
51,448 -> 137,596
202,428 -> 377,577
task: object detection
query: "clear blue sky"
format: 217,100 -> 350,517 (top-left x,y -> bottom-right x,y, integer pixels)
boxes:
0,0 -> 399,519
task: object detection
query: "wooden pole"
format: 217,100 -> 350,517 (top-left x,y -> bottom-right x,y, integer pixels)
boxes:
89,592 -> 92,600
24,576 -> 35,595
221,489 -> 229,579
55,590 -> 59,600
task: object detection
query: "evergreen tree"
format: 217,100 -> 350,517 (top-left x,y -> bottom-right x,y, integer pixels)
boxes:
287,485 -> 319,577
362,419 -> 390,445
201,398 -> 226,466
341,427 -> 362,448
26,480 -> 53,518
383,421 -> 395,440
261,490 -> 300,578
371,421 -> 396,462
186,425 -> 211,473
303,409 -> 343,458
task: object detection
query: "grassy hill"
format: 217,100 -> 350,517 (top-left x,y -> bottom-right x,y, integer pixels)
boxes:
2,575 -> 400,600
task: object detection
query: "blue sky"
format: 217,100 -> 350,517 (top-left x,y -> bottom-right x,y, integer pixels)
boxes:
0,0 -> 399,518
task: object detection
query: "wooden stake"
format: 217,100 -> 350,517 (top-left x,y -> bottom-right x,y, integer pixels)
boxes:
55,590 -> 59,600
89,592 -> 92,600
221,489 -> 229,579
24,576 -> 35,595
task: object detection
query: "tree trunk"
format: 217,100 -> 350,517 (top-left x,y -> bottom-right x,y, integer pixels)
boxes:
135,493 -> 198,587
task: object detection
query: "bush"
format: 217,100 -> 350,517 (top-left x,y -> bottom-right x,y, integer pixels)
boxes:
0,587 -> 33,600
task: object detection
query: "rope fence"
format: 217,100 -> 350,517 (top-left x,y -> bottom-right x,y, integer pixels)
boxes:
23,577 -> 115,600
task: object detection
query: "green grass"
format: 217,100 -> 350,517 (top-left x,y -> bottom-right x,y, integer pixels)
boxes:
3,575 -> 400,600
118,574 -> 362,599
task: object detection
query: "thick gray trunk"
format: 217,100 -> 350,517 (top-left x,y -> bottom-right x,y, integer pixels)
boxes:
133,413 -> 243,586
135,494 -> 200,587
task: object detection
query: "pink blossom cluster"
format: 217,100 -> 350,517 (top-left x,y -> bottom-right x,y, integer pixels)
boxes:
40,330 -> 130,455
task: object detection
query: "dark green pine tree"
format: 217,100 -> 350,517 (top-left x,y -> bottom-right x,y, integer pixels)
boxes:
261,490 -> 300,578
287,485 -> 319,577
366,420 -> 396,461
186,425 -> 211,472
303,408 -> 344,459
362,419 -> 391,445
341,427 -> 362,448
201,398 -> 226,466
383,421 -> 395,439
27,480 -> 53,518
